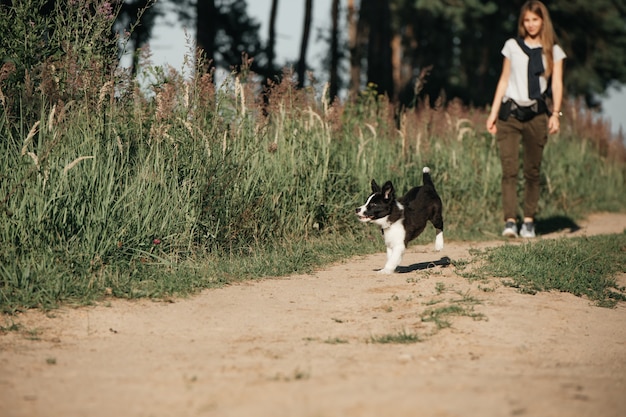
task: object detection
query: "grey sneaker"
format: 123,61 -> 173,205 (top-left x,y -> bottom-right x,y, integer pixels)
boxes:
502,221 -> 518,238
520,222 -> 536,238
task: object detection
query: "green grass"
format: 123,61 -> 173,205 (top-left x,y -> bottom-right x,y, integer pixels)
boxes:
421,290 -> 486,330
324,337 -> 349,344
369,329 -> 422,344
470,233 -> 626,307
2,79 -> 625,312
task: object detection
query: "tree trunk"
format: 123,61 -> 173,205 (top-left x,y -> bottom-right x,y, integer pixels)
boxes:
366,0 -> 393,98
297,0 -> 313,88
391,33 -> 401,102
267,0 -> 279,76
329,0 -> 340,100
195,0 -> 217,74
347,0 -> 361,98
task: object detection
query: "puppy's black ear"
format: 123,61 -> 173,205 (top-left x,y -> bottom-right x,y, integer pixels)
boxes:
371,179 -> 381,193
382,181 -> 394,201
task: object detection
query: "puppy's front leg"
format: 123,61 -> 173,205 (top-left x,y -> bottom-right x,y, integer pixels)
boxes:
379,244 -> 405,274
435,230 -> 444,251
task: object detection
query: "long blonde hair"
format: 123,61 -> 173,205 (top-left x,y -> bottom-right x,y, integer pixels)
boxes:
518,0 -> 557,78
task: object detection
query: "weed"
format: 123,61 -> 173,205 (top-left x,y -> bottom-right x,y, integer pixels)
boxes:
421,305 -> 464,329
0,321 -> 21,332
324,337 -> 349,344
271,368 -> 311,381
477,284 -> 496,292
293,368 -> 310,380
24,328 -> 42,341
423,298 -> 444,306
421,304 -> 485,330
421,290 -> 485,330
369,329 -> 422,344
453,290 -> 482,305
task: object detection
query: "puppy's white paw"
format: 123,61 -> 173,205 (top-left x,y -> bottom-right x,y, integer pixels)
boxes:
434,233 -> 444,252
378,268 -> 394,274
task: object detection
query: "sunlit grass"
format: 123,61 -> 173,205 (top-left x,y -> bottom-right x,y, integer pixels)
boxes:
469,233 -> 626,307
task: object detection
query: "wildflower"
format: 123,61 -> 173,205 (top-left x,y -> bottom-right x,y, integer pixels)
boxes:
153,238 -> 161,245
97,2 -> 115,21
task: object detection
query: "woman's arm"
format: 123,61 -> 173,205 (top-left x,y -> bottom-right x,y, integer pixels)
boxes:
548,58 -> 564,134
486,57 -> 511,134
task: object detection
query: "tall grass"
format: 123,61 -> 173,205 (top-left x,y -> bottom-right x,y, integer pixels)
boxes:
1,1 -> 625,312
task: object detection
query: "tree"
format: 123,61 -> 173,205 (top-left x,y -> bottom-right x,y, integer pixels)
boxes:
390,0 -> 626,107
116,0 -> 161,75
267,0 -> 278,74
195,0 -> 217,73
550,1 -> 626,107
132,0 -> 626,110
389,0 -> 502,107
329,0 -> 341,101
347,0 -> 363,98
361,0 -> 393,98
296,0 -> 313,88
174,0 -> 270,77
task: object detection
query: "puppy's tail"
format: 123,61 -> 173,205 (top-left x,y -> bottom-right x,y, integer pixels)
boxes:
422,166 -> 435,188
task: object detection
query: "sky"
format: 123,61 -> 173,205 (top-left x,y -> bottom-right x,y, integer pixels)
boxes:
147,0 -> 625,135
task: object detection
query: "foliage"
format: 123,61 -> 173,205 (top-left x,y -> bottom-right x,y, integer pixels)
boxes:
171,0 -> 270,77
0,0 -> 121,123
0,1 -> 626,313
550,1 -> 626,104
6,1 -> 626,111
184,0 -> 626,108
394,0 -> 626,107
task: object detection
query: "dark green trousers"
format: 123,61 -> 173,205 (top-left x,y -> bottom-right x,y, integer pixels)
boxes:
496,114 -> 548,221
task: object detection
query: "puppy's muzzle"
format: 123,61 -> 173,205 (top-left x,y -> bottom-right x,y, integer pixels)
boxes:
355,207 -> 372,222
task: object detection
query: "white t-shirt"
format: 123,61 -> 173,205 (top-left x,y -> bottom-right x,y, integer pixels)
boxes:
502,38 -> 566,106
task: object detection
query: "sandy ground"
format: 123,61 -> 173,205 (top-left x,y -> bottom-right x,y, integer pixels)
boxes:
1,212 -> 626,417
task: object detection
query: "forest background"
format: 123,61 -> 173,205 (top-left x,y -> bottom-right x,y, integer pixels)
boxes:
148,0 -> 626,135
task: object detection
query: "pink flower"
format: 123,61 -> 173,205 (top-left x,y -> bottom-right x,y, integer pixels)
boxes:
152,238 -> 161,245
97,2 -> 114,20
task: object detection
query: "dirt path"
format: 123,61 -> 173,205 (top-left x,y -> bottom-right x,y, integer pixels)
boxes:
2,213 -> 626,417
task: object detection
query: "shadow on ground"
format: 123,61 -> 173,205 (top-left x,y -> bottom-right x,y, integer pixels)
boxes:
536,215 -> 580,235
396,257 -> 451,273
383,216 -> 579,274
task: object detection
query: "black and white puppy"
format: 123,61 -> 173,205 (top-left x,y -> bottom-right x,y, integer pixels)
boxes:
355,167 -> 444,274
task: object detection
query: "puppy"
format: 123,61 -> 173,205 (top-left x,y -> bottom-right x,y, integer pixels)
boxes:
355,167 -> 444,273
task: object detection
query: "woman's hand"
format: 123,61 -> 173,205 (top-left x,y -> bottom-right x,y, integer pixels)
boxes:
548,113 -> 560,134
486,113 -> 498,134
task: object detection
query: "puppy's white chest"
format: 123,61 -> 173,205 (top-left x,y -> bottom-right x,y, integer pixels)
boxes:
383,220 -> 406,248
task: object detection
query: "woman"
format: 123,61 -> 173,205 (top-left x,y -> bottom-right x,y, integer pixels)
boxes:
486,0 -> 566,238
